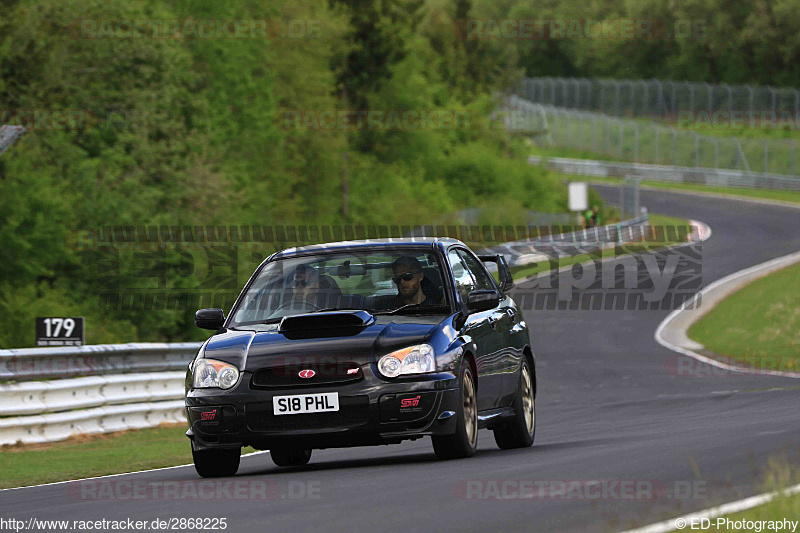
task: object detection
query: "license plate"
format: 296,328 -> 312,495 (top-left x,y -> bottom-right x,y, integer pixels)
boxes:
273,392 -> 339,415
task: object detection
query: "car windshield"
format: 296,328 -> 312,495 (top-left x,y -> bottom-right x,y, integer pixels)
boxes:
229,249 -> 451,326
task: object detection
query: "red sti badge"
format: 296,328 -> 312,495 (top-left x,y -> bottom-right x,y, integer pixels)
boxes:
400,396 -> 421,408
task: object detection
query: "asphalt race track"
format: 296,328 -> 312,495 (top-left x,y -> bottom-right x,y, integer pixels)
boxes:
3,186 -> 800,533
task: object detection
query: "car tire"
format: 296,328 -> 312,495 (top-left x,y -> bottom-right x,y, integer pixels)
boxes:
493,359 -> 535,450
432,362 -> 478,460
270,447 -> 312,467
192,447 -> 241,478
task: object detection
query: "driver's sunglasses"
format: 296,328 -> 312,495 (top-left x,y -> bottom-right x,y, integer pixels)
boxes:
293,278 -> 310,288
392,271 -> 421,284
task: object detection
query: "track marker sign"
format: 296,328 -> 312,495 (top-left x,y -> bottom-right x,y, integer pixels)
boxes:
568,182 -> 588,212
36,317 -> 85,346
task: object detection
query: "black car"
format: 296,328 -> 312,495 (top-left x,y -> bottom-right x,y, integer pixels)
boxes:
185,238 -> 536,477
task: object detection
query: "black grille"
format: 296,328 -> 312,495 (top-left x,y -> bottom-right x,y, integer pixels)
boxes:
247,396 -> 370,432
251,363 -> 363,389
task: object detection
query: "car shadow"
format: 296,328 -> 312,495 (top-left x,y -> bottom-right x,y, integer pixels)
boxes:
531,435 -> 623,452
236,440 -> 564,477
237,450 -> 439,477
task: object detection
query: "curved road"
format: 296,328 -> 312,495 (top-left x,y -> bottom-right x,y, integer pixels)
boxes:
3,186 -> 800,532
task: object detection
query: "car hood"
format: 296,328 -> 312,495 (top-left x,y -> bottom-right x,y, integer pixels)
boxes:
202,315 -> 442,372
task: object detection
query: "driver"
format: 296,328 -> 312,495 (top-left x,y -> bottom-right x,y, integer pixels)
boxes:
269,265 -> 321,317
292,264 -> 321,304
391,256 -> 433,306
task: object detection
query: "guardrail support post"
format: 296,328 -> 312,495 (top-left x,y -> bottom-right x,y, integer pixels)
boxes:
695,133 -> 700,167
672,130 -> 677,165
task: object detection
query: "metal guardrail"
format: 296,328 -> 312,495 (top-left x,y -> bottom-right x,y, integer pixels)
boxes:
501,95 -> 800,178
0,401 -> 185,446
0,343 -> 199,445
527,215 -> 651,246
0,372 -> 185,416
0,371 -> 185,445
0,342 -> 201,381
528,155 -> 800,192
481,215 -> 653,269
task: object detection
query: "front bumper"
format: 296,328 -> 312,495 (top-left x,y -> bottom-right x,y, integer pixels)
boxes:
185,368 -> 459,450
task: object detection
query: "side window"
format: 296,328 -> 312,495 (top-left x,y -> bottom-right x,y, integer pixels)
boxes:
458,250 -> 496,291
448,250 -> 476,303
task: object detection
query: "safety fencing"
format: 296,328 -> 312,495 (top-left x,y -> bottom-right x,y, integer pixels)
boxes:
0,215 -> 658,446
502,95 -> 800,179
519,77 -> 800,120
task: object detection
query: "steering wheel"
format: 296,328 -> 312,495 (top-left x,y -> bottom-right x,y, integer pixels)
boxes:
272,300 -> 320,314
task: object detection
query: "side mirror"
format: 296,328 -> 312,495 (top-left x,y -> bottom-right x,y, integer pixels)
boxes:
467,290 -> 500,313
195,308 -> 225,330
478,254 -> 514,292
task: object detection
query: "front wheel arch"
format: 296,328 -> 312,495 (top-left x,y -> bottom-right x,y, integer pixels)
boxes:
432,352 -> 478,459
461,350 -> 477,394
523,346 -> 536,397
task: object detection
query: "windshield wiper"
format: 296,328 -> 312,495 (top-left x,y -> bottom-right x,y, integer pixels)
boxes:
374,304 -> 450,316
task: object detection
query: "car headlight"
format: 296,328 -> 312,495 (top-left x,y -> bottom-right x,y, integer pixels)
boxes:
192,358 -> 240,389
378,344 -> 436,378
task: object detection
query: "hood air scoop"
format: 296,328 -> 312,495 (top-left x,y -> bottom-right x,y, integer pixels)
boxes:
278,310 -> 375,339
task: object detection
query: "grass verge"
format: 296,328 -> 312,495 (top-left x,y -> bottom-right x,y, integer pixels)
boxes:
672,122 -> 800,141
668,457 -> 800,532
687,262 -> 800,373
667,492 -> 800,532
0,424 -> 257,489
714,491 -> 800,530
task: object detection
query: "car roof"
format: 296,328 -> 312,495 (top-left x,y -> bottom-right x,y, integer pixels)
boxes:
271,237 -> 466,259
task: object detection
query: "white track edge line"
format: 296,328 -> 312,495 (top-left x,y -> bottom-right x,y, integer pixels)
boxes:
0,450 -> 271,492
654,248 -> 800,379
619,483 -> 800,533
623,222 -> 800,532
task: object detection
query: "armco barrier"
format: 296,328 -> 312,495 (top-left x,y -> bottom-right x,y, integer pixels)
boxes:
0,400 -> 185,446
481,215 -> 652,269
528,155 -> 800,191
0,342 -> 201,381
0,372 -> 185,416
0,343 -> 197,445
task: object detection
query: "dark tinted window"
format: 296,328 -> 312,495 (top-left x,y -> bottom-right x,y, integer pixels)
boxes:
230,250 -> 449,325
